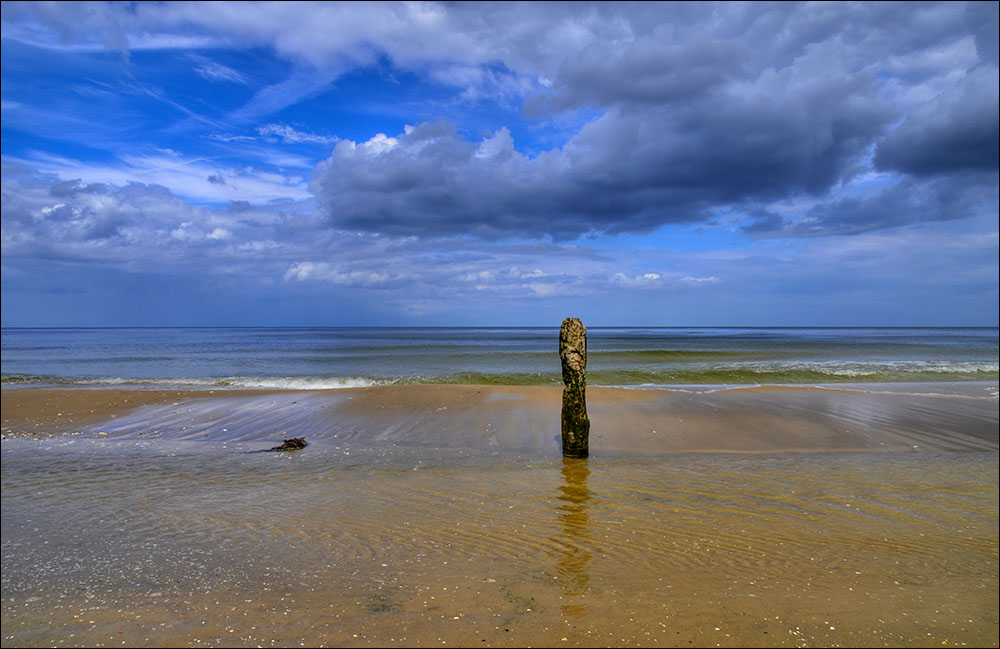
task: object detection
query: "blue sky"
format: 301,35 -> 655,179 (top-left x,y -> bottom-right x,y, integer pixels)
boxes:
1,1 -> 997,327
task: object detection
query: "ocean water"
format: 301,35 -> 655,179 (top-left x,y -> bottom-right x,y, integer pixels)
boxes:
1,326 -> 997,389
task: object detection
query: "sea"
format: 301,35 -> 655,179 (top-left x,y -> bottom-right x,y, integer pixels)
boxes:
1,325 -> 997,389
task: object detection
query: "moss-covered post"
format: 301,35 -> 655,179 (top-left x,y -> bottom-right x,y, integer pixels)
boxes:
559,317 -> 590,458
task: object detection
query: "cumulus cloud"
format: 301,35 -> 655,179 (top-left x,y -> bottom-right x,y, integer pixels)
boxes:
311,71 -> 891,240
3,171 -> 194,260
0,161 -> 317,270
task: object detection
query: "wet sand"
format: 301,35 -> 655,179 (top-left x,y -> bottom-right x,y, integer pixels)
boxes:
0,388 -> 279,438
2,384 -> 998,647
5,383 -> 995,453
324,382 -> 1000,454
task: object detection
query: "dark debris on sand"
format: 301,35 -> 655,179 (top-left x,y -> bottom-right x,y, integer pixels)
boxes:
267,437 -> 308,452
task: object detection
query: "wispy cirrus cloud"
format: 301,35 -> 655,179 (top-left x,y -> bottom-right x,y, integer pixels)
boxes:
10,150 -> 310,204
189,54 -> 248,84
256,123 -> 339,145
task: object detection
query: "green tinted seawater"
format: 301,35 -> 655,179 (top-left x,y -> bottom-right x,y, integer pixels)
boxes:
2,326 -> 997,388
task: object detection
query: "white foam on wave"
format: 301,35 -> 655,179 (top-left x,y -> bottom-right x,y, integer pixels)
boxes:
209,376 -> 390,390
794,381 -> 1000,400
84,376 -> 390,390
728,360 -> 999,376
599,381 -> 1000,399
596,383 -> 762,393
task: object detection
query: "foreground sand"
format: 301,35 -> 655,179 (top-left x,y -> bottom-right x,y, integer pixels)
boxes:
2,384 -> 998,648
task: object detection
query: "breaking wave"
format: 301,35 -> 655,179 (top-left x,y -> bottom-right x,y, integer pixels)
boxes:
3,358 -> 996,391
0,374 -> 393,390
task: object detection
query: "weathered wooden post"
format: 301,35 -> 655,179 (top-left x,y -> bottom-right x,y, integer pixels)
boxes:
559,317 -> 590,458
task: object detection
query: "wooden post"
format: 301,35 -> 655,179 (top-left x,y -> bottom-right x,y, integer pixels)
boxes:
559,317 -> 590,458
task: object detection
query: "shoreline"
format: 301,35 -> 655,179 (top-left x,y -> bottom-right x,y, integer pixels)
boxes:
3,381 -> 997,454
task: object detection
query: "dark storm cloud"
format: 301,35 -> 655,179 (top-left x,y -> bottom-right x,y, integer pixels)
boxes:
965,0 -> 1000,65
309,2 -> 998,239
311,61 -> 892,238
744,174 -> 998,237
312,66 -> 891,239
875,65 -> 999,177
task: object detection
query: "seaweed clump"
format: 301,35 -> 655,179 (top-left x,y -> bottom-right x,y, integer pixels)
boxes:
268,437 -> 308,452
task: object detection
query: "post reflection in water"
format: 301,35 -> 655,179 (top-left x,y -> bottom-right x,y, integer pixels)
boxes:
552,456 -> 593,618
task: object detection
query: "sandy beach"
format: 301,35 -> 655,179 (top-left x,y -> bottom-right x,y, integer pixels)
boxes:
2,383 -> 998,647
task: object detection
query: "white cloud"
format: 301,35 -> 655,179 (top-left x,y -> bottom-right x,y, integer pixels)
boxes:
0,15 -> 221,54
191,57 -> 248,84
359,133 -> 400,156
1,161 -> 320,275
612,272 -> 662,288
526,283 -> 558,297
284,262 -> 393,288
256,123 -> 339,145
678,275 -> 720,286
209,133 -> 257,143
12,151 -> 310,204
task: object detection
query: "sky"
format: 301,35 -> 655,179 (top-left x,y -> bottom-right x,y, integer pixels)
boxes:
1,1 -> 997,327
